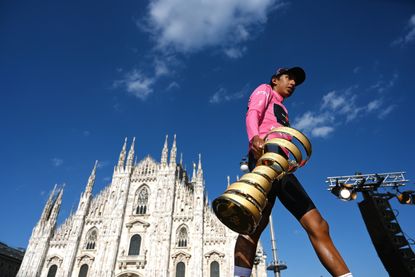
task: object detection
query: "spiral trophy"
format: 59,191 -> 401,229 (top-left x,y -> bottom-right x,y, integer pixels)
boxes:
212,126 -> 312,234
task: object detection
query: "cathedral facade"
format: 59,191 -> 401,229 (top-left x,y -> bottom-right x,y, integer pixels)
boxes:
17,136 -> 267,277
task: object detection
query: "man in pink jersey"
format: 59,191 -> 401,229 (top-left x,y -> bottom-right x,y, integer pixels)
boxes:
233,67 -> 352,277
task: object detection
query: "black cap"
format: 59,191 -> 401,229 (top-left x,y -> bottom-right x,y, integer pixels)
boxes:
275,66 -> 306,85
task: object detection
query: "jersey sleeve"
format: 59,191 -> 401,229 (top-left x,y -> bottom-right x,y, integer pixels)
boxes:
246,84 -> 271,142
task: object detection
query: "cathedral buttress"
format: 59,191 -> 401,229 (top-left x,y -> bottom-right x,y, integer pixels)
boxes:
60,161 -> 97,275
94,138 -> 134,276
17,187 -> 63,277
189,154 -> 205,277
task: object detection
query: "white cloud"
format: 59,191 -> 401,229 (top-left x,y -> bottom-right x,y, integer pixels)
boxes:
378,104 -> 396,119
292,111 -> 332,130
321,91 -> 346,110
392,14 -> 415,46
209,85 -> 248,104
167,81 -> 180,90
369,73 -> 398,94
97,161 -> 110,169
120,0 -> 284,100
114,54 -> 179,100
320,89 -> 362,121
154,59 -> 169,77
292,112 -> 334,138
367,99 -> 382,112
145,0 -> 282,55
115,69 -> 154,100
311,126 -> 335,138
51,158 -> 63,167
293,80 -> 399,138
405,14 -> 415,42
224,47 -> 247,59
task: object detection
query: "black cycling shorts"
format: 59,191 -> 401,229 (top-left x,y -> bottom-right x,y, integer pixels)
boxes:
248,150 -> 316,220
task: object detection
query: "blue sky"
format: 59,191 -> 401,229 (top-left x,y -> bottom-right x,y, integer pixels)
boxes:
1,0 -> 415,276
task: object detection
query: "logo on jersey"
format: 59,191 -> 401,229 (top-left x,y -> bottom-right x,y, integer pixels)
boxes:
273,104 -> 290,127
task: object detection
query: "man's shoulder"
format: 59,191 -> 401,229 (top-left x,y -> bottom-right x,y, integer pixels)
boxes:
251,84 -> 272,97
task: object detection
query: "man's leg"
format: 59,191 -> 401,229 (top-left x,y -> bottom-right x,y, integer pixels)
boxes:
300,209 -> 351,277
234,198 -> 275,276
276,174 -> 352,277
234,216 -> 269,276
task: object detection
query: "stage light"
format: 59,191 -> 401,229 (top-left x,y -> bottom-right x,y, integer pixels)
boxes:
397,191 -> 414,205
240,156 -> 249,173
331,183 -> 357,201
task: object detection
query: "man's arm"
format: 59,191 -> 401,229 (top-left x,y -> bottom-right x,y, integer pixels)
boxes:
246,84 -> 270,159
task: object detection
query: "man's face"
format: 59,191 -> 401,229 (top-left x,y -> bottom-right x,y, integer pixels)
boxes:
272,74 -> 297,98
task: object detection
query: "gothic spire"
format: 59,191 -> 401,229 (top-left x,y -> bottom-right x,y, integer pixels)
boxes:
126,137 -> 135,168
40,184 -> 57,223
85,161 -> 98,195
169,134 -> 177,167
192,162 -> 196,182
49,187 -> 64,226
197,153 -> 203,178
117,137 -> 127,169
161,135 -> 168,167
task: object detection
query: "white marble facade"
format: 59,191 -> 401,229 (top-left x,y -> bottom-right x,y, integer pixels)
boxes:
17,136 -> 267,277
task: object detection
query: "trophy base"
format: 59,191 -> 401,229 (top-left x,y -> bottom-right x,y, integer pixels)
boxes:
212,195 -> 259,235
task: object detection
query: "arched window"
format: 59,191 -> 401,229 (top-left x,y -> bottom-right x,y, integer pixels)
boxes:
210,261 -> 220,277
85,229 -> 97,250
47,265 -> 58,277
78,264 -> 88,277
176,262 -> 185,277
128,234 -> 141,255
135,186 -> 149,215
177,227 -> 188,247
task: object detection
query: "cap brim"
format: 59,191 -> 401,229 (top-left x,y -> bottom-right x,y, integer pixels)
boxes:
286,67 -> 306,85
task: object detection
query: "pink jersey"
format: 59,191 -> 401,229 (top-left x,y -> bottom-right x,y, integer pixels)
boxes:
246,84 -> 291,151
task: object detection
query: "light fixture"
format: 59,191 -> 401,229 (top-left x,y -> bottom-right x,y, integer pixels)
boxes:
397,190 -> 414,205
240,156 -> 249,173
331,183 -> 357,201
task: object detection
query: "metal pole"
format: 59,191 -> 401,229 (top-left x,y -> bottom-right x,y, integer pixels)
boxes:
269,213 -> 280,277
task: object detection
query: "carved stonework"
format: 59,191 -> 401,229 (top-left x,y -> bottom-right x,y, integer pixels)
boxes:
125,219 -> 150,230
204,250 -> 225,266
171,251 -> 191,264
46,255 -> 63,268
77,254 -> 95,267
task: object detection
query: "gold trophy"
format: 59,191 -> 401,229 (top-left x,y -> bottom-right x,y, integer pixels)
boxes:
212,127 -> 312,234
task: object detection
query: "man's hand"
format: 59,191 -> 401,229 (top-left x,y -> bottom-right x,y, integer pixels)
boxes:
251,135 -> 265,159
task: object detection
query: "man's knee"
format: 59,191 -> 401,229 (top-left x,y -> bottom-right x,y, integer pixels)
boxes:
300,209 -> 330,237
314,217 -> 330,236
235,234 -> 258,249
250,202 -> 273,239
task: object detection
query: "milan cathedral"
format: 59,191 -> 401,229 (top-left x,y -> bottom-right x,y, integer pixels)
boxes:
17,136 -> 267,277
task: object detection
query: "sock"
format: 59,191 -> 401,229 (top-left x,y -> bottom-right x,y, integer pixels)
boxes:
234,265 -> 252,277
338,273 -> 353,277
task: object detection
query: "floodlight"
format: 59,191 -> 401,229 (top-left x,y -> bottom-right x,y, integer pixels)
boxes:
240,156 -> 249,173
331,183 -> 357,201
397,191 -> 414,205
